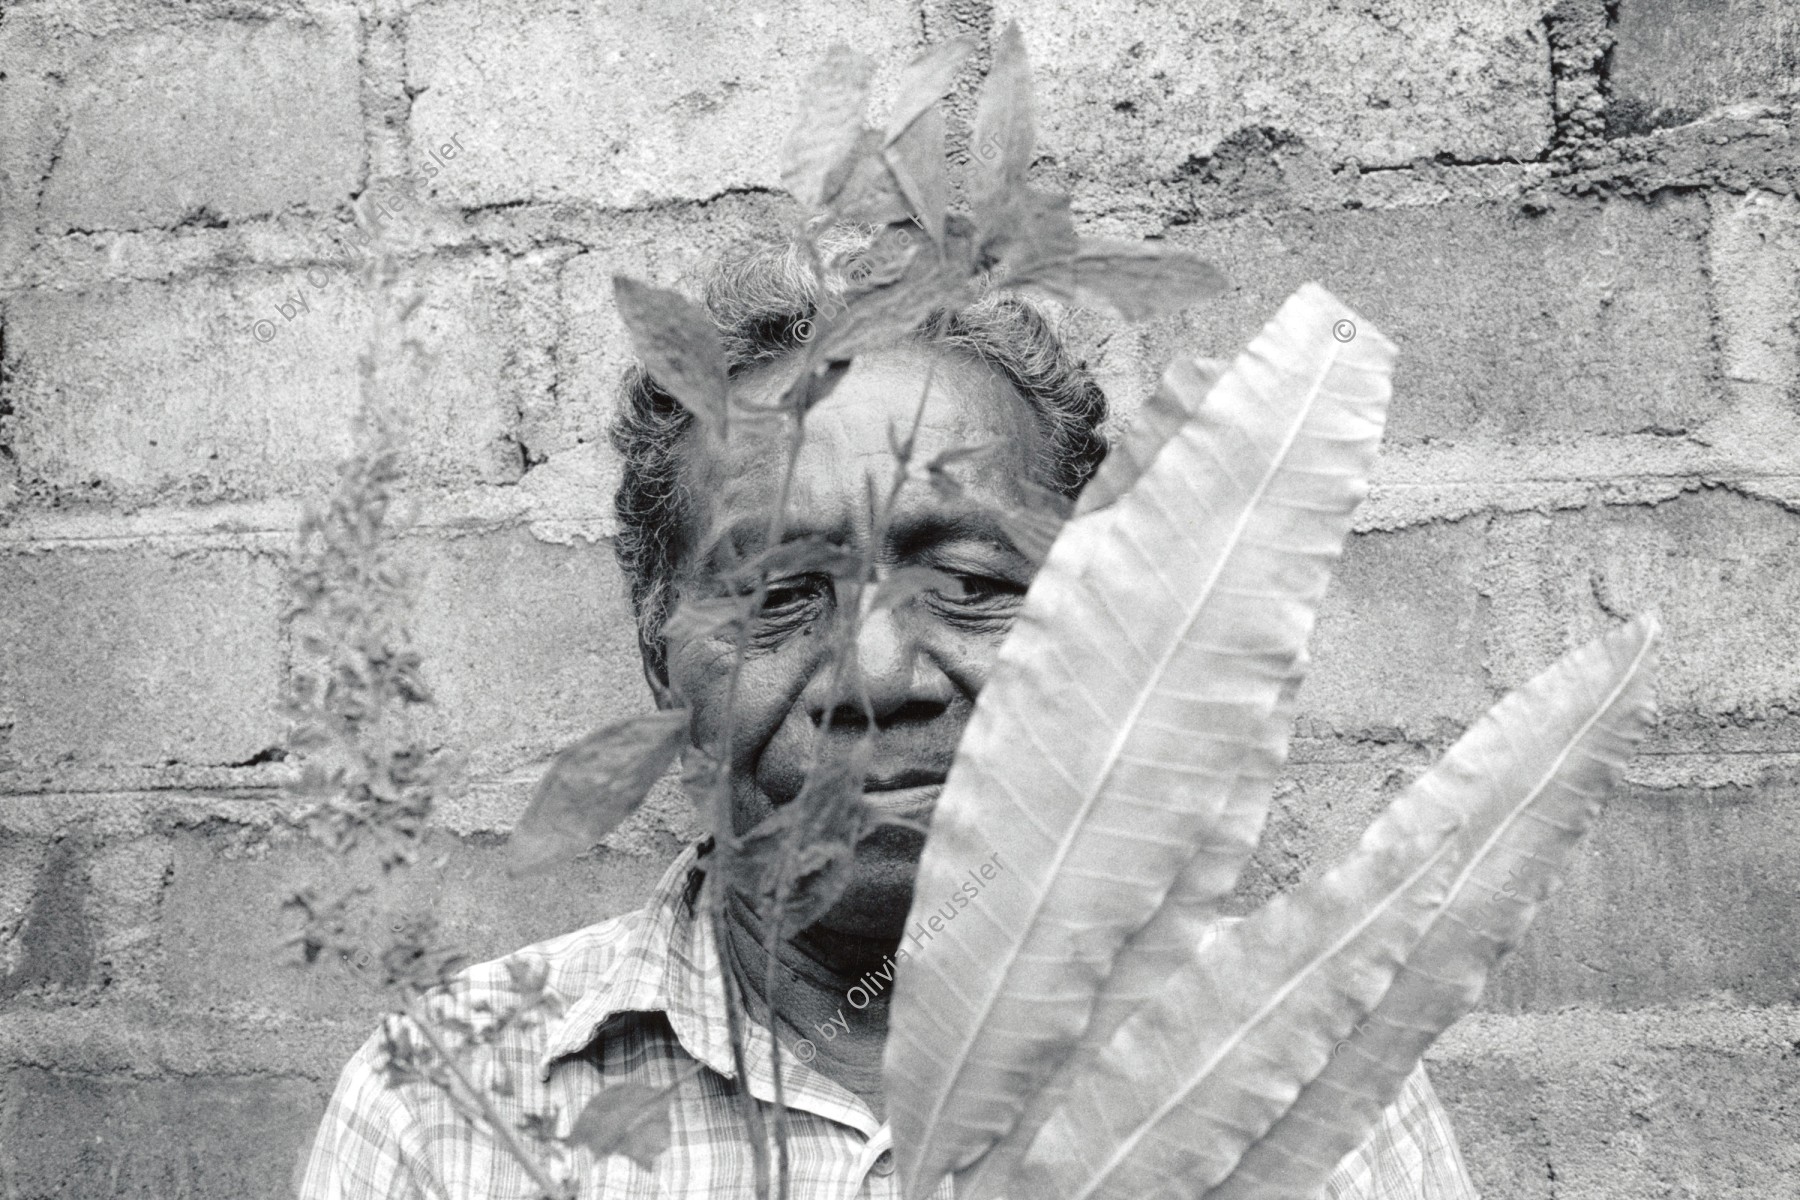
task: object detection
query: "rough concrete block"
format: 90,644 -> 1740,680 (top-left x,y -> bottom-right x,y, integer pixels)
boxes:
1483,488 -> 1800,723
1433,1006 -> 1800,1199
403,0 -> 914,210
1608,0 -> 1799,136
0,1067 -> 323,1200
3,256 -> 525,505
0,830 -> 49,981
1489,772 -> 1800,1010
1155,195 -> 1720,447
1705,189 -> 1800,477
1298,518 -> 1495,742
28,13 -> 364,234
547,204 -> 780,459
398,529 -> 649,779
0,546 -> 283,772
0,11 -> 64,270
158,826 -> 674,1023
0,833 -> 94,1000
996,0 -> 1551,193
0,821 -> 170,1006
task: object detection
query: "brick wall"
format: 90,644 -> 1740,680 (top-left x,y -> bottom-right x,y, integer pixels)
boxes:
1,0 -> 1795,1196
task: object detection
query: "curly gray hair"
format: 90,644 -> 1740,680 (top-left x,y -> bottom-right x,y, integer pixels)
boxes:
607,225 -> 1110,671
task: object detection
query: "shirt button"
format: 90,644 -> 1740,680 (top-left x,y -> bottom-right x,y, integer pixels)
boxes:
871,1151 -> 895,1177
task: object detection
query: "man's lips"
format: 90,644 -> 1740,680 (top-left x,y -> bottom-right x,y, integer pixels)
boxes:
862,770 -> 947,822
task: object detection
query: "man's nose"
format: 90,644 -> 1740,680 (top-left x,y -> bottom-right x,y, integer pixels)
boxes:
809,602 -> 952,731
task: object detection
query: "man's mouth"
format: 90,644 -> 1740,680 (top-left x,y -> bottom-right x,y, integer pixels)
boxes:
862,769 -> 947,822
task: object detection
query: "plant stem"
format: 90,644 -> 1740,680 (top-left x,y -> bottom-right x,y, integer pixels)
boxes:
411,1001 -> 571,1200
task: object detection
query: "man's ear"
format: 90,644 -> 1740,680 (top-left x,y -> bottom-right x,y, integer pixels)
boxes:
639,623 -> 677,710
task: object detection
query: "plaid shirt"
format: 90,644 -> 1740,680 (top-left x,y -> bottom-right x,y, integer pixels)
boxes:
302,846 -> 1478,1200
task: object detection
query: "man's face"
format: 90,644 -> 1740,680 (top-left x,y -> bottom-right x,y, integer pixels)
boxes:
658,343 -> 1049,941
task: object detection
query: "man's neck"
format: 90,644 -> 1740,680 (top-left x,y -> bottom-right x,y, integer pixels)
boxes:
721,891 -> 900,1121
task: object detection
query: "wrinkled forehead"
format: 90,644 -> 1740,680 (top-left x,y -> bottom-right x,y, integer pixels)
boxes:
674,344 -> 1047,565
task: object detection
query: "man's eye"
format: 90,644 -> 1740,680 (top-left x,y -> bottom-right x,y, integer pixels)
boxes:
932,573 -> 1022,606
757,576 -> 829,615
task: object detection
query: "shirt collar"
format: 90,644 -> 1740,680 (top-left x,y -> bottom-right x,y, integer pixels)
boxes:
539,842 -> 882,1138
541,844 -> 727,1076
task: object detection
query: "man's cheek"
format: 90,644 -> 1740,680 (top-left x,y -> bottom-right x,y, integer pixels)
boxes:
665,638 -> 743,747
699,651 -> 815,766
921,624 -> 1010,700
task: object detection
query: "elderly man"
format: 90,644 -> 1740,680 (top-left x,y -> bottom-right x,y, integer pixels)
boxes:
301,233 -> 1479,1200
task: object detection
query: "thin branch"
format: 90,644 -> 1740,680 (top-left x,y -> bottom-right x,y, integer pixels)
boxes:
410,1002 -> 573,1200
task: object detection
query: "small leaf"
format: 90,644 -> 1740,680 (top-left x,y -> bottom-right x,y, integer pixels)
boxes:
835,131 -> 916,226
885,105 -> 949,244
970,22 -> 1035,219
885,38 -> 977,147
996,479 -> 1072,567
786,357 -> 857,417
564,1081 -> 678,1170
781,45 -> 876,209
1009,240 -> 1227,321
612,277 -> 730,436
924,442 -> 996,477
816,234 -> 979,363
734,746 -> 874,932
840,222 -> 924,292
663,594 -> 756,647
508,710 -> 692,876
503,955 -> 550,996
519,1111 -> 561,1142
488,1056 -> 516,1098
736,816 -> 862,934
1074,356 -> 1226,517
984,187 -> 1078,271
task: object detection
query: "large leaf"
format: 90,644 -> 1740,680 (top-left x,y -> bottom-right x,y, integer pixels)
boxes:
612,278 -> 730,437
1074,355 -> 1226,518
508,710 -> 692,876
1008,805 -> 1465,1200
1203,615 -> 1660,1200
885,284 -> 1396,1200
780,45 -> 876,209
957,676 -> 1302,1200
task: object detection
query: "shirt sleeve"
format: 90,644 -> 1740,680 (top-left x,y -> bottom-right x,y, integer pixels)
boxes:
1323,1062 -> 1480,1200
300,1026 -> 448,1200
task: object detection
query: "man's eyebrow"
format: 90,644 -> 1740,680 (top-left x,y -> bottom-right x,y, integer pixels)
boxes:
889,508 -> 1026,559
699,515 -> 852,570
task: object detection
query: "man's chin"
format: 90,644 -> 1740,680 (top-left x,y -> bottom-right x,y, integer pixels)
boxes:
811,820 -> 927,943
